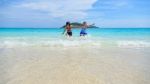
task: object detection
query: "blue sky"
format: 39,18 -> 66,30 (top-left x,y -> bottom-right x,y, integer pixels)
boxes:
0,0 -> 150,28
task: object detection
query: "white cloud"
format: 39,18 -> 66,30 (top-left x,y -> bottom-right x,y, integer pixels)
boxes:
97,0 -> 130,10
15,0 -> 97,20
92,19 -> 150,28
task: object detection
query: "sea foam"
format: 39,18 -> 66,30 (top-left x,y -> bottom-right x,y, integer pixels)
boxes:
1,38 -> 150,48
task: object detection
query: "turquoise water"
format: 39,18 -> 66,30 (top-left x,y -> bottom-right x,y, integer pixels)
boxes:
0,28 -> 150,48
0,28 -> 150,39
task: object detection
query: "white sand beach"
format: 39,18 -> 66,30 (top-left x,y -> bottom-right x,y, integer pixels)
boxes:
0,46 -> 150,84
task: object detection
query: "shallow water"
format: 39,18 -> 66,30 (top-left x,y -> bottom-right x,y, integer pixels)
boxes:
0,28 -> 150,48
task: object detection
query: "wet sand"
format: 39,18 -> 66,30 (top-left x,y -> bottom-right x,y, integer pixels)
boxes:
0,46 -> 150,84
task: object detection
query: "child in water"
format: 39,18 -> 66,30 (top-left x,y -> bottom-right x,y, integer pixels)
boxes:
80,21 -> 88,36
80,21 -> 94,37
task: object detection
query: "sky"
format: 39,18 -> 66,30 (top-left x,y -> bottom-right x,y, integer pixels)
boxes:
0,0 -> 150,28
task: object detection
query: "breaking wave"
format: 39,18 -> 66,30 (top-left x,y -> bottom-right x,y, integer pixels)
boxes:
0,37 -> 150,48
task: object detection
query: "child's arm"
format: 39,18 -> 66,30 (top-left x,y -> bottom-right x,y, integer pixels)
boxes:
87,23 -> 95,27
62,28 -> 66,35
89,23 -> 95,26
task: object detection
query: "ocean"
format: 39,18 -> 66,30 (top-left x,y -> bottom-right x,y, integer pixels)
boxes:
0,28 -> 150,48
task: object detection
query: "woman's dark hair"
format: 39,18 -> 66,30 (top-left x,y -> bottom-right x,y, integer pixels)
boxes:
66,21 -> 71,26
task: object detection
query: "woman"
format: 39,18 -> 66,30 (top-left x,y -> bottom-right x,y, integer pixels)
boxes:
63,21 -> 72,37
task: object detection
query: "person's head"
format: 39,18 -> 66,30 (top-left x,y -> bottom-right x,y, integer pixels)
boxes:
66,21 -> 71,26
83,21 -> 87,25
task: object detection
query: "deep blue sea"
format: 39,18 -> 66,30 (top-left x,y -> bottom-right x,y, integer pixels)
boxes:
0,28 -> 150,48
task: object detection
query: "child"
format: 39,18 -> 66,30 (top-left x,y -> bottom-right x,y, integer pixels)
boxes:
80,22 -> 88,36
80,21 -> 94,36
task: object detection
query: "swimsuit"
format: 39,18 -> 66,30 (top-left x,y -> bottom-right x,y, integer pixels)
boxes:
80,28 -> 87,36
66,25 -> 72,36
67,30 -> 72,36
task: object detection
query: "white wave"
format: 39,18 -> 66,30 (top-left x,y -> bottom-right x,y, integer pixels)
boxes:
0,38 -> 150,48
117,40 -> 150,48
0,39 -> 100,48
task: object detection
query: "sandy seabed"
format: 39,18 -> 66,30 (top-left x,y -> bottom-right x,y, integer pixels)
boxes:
0,46 -> 150,84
